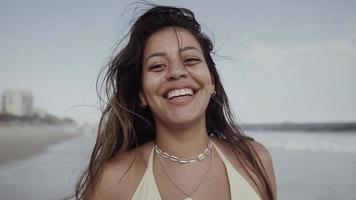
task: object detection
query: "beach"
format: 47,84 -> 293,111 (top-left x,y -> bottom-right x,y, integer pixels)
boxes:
0,125 -> 79,165
0,128 -> 355,200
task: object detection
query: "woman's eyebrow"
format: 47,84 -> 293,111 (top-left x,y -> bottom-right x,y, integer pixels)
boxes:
144,52 -> 166,64
144,46 -> 201,64
180,46 -> 201,54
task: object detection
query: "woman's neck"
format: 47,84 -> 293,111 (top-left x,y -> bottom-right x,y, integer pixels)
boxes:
154,118 -> 211,158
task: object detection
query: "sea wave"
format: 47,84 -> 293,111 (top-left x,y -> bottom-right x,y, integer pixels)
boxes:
249,131 -> 356,154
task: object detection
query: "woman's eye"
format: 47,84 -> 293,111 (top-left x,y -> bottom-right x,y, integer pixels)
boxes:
183,58 -> 200,66
149,64 -> 165,71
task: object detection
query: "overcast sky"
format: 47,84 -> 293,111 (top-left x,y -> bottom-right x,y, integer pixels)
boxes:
1,0 -> 355,124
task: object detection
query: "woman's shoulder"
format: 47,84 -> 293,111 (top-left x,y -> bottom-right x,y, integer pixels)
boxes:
212,136 -> 272,164
89,141 -> 155,200
211,136 -> 276,198
248,139 -> 277,198
248,139 -> 274,165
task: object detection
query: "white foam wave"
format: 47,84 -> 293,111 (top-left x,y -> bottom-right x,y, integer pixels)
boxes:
249,131 -> 356,154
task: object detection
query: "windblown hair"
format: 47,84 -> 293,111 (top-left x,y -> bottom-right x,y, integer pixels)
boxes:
70,5 -> 274,200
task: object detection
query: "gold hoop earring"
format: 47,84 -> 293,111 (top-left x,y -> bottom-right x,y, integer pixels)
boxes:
140,103 -> 147,109
211,90 -> 216,96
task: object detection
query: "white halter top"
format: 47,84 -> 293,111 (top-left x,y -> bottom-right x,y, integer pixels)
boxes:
132,141 -> 261,200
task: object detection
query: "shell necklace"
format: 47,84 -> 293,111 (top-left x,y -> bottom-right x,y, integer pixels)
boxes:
155,140 -> 213,200
154,140 -> 213,164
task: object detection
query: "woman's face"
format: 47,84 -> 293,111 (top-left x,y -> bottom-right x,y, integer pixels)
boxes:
140,27 -> 215,128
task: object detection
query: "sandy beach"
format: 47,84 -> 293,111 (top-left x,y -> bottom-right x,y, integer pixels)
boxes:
0,130 -> 355,200
0,125 -> 79,165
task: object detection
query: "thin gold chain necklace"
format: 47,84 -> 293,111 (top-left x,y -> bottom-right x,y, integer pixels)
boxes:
156,147 -> 213,200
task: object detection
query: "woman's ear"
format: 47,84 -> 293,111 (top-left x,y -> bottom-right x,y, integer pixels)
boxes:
211,84 -> 215,95
210,73 -> 216,92
139,92 -> 148,106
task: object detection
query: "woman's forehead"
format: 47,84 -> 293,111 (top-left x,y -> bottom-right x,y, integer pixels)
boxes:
143,27 -> 202,56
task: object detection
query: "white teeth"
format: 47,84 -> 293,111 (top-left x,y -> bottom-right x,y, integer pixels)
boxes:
167,88 -> 193,99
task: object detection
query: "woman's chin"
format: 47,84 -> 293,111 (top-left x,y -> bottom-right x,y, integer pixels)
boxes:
158,112 -> 205,128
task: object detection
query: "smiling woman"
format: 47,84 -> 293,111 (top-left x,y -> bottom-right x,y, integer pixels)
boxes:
140,27 -> 214,126
68,4 -> 276,200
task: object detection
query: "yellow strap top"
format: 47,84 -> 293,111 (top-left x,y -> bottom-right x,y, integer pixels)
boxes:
132,141 -> 261,200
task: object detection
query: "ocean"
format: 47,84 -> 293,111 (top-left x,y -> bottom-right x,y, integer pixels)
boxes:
0,129 -> 355,200
250,131 -> 356,200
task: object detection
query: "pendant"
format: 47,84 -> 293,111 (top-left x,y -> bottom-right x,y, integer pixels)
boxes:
184,198 -> 192,200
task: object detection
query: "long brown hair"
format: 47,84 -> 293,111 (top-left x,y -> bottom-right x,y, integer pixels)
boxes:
70,4 -> 274,200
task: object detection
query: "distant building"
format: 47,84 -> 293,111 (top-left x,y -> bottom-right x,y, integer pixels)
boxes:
2,90 -> 34,116
33,108 -> 47,118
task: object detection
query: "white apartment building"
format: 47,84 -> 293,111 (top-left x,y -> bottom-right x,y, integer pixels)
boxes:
2,90 -> 33,116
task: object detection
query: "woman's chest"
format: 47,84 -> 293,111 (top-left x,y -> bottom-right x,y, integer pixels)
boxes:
153,155 -> 231,200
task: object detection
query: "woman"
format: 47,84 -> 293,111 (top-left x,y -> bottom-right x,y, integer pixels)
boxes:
73,5 -> 276,200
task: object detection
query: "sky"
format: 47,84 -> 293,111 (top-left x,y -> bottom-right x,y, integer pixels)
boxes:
1,0 -> 355,124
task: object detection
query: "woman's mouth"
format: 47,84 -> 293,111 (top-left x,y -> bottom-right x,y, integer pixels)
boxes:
163,87 -> 197,106
165,88 -> 195,100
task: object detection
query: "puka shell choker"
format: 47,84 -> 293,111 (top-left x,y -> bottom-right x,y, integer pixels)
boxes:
154,140 -> 213,164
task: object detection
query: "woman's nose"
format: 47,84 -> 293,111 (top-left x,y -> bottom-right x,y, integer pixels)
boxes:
166,60 -> 189,81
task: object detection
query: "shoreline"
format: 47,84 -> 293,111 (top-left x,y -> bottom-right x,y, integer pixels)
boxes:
0,125 -> 80,166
